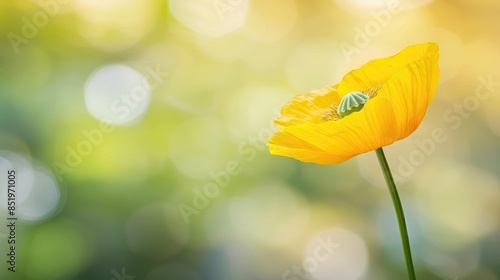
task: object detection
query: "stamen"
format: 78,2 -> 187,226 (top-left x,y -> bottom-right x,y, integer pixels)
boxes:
363,84 -> 382,98
321,104 -> 339,121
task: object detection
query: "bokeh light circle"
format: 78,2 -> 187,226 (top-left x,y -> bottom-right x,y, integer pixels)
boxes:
0,150 -> 35,205
168,0 -> 249,37
229,183 -> 309,246
73,0 -> 157,51
84,64 -> 151,126
427,28 -> 464,83
423,246 -> 480,279
0,151 -> 62,221
334,0 -> 435,16
17,165 -> 61,221
304,228 -> 368,280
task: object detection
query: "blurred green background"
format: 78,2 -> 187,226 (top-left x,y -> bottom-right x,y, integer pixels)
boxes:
1,0 -> 500,279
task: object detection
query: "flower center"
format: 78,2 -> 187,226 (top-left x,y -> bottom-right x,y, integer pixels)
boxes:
337,92 -> 369,118
321,85 -> 381,122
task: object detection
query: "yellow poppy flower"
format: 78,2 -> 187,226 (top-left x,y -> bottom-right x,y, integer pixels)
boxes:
268,42 -> 440,164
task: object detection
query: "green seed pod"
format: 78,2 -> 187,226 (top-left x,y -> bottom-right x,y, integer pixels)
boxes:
337,92 -> 369,118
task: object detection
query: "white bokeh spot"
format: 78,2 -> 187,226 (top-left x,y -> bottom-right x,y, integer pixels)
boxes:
84,64 -> 151,126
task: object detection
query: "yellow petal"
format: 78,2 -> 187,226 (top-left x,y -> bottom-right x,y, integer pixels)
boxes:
274,85 -> 341,127
268,42 -> 440,164
268,131 -> 349,164
338,42 -> 440,139
268,96 -> 399,164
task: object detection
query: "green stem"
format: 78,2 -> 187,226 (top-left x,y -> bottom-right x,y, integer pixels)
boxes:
375,148 -> 416,280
